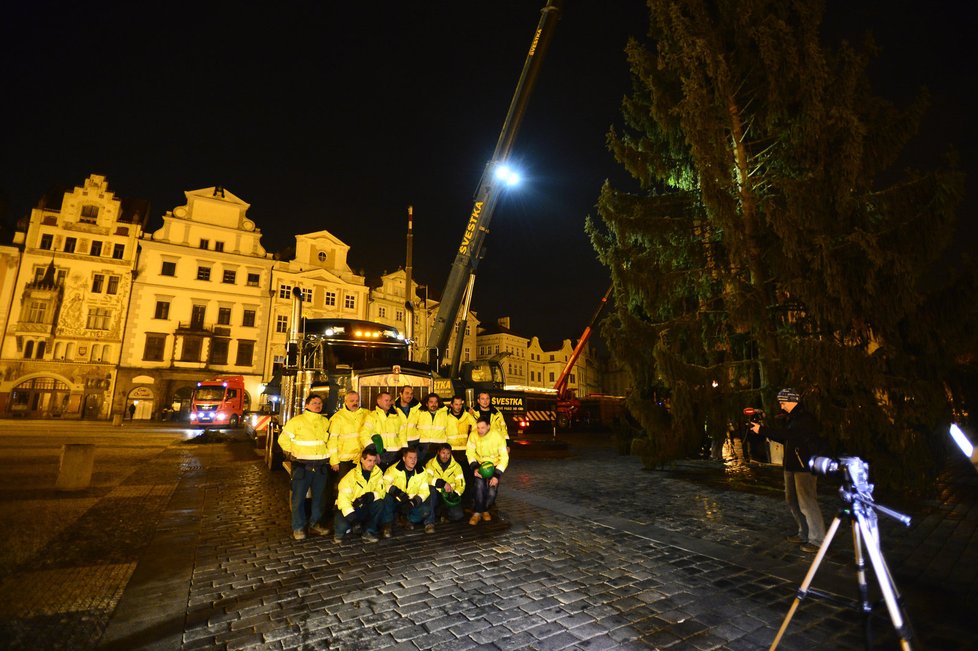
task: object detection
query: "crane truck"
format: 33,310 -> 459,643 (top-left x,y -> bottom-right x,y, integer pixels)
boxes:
424,0 -> 565,436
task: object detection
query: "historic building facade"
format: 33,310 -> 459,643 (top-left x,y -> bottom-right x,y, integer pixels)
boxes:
114,186 -> 275,420
264,230 -> 370,372
0,175 -> 146,418
476,317 -> 529,388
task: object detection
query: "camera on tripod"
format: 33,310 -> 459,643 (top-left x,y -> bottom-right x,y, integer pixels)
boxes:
808,456 -> 875,497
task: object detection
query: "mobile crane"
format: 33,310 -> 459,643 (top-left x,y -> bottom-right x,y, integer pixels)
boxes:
424,0 -> 565,433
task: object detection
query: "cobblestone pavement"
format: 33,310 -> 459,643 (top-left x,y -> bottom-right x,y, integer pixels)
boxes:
0,430 -> 975,650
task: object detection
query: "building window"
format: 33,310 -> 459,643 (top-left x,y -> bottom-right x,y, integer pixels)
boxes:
242,309 -> 256,327
301,288 -> 312,303
464,348 -> 470,362
39,234 -> 53,250
106,276 -> 119,295
90,241 -> 103,257
569,374 -> 576,384
64,237 -> 77,253
246,273 -> 260,287
222,269 -> 236,284
80,205 -> 99,223
344,294 -> 356,309
181,336 -> 203,361
273,354 -> 285,365
143,334 -> 166,361
217,307 -> 231,325
465,325 -> 471,336
235,340 -> 255,366
275,315 -> 288,333
549,372 -> 556,382
209,338 -> 229,365
550,354 -> 555,361
113,243 -> 125,259
86,307 -> 111,330
396,310 -> 403,322
154,301 -> 170,320
214,241 -> 224,252
190,305 -> 206,329
23,340 -> 34,359
278,284 -> 292,300
378,306 -> 387,318
25,300 -> 48,323
197,266 -> 211,281
161,261 -> 176,276
91,274 -> 104,293
199,239 -> 209,250
324,291 -> 336,307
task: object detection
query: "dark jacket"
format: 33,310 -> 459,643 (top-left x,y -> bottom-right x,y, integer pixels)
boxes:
760,403 -> 826,472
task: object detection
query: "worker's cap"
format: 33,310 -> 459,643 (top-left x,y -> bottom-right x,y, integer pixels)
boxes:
776,388 -> 801,403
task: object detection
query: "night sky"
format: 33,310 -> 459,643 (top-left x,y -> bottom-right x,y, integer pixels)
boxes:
2,1 -> 975,345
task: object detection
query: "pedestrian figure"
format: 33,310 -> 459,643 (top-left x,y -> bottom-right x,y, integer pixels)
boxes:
750,387 -> 827,553
127,403 -> 136,420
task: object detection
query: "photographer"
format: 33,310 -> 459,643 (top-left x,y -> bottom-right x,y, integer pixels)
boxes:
750,387 -> 826,553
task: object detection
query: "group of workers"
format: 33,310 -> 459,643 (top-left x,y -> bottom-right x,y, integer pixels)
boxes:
278,386 -> 510,543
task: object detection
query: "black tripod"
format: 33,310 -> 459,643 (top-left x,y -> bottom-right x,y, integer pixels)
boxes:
769,457 -> 914,651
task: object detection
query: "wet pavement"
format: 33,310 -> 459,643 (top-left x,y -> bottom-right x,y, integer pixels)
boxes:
0,425 -> 975,650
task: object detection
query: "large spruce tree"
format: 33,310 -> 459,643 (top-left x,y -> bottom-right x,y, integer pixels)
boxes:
588,0 -> 970,489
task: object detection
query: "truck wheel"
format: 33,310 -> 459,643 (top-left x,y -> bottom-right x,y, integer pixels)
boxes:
229,414 -> 239,428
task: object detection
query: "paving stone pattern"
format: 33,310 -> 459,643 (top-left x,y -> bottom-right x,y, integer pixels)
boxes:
1,435 -> 975,650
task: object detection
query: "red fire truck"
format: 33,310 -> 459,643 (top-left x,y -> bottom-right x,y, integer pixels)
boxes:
190,375 -> 247,427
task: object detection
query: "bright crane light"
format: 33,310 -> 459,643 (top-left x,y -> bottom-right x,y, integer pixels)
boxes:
494,164 -> 521,187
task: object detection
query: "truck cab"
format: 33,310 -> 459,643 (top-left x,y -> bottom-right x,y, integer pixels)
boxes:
190,375 -> 247,427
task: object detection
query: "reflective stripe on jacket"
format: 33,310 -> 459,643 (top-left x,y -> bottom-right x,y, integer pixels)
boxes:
424,455 -> 466,496
383,460 -> 431,500
278,409 -> 330,461
414,409 -> 448,445
327,407 -> 367,462
444,408 -> 475,449
336,462 -> 386,516
359,406 -> 404,451
466,429 -> 509,473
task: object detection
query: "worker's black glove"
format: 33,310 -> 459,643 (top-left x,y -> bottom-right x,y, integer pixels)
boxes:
352,492 -> 374,510
410,495 -> 423,508
388,485 -> 407,502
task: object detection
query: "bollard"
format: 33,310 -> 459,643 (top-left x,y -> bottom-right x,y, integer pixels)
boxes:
112,414 -> 123,427
56,443 -> 96,491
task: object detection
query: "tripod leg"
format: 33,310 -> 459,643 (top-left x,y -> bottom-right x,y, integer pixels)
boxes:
849,516 -> 873,649
855,510 -> 913,650
769,515 -> 842,651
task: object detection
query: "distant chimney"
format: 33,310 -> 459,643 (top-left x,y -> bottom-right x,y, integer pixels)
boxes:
497,316 -> 510,329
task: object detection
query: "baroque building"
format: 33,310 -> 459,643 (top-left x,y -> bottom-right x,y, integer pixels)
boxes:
476,317 -> 528,387
0,175 -> 146,418
114,186 -> 275,419
264,230 -> 369,372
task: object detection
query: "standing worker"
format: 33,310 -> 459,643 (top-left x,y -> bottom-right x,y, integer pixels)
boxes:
750,387 -> 827,553
327,390 -> 367,516
278,393 -> 331,540
359,391 -> 404,470
471,391 -> 509,451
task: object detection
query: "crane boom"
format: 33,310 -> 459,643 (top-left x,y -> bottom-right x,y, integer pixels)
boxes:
427,0 -> 564,373
554,286 -> 613,399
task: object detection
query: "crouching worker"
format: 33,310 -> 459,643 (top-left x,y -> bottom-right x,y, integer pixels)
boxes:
334,445 -> 386,543
382,446 -> 433,536
279,393 -> 331,541
466,416 -> 509,525
425,443 -> 466,526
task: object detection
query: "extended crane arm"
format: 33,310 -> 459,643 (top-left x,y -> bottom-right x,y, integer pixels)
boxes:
427,0 -> 564,373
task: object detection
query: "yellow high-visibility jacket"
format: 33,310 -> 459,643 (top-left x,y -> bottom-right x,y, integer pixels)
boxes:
466,429 -> 509,474
443,407 -> 476,450
396,401 -> 423,443
327,407 -> 367,463
278,409 -> 330,461
424,455 -> 466,496
336,462 -> 386,516
359,406 -> 404,452
470,406 -> 509,442
413,408 -> 448,445
383,460 -> 431,500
